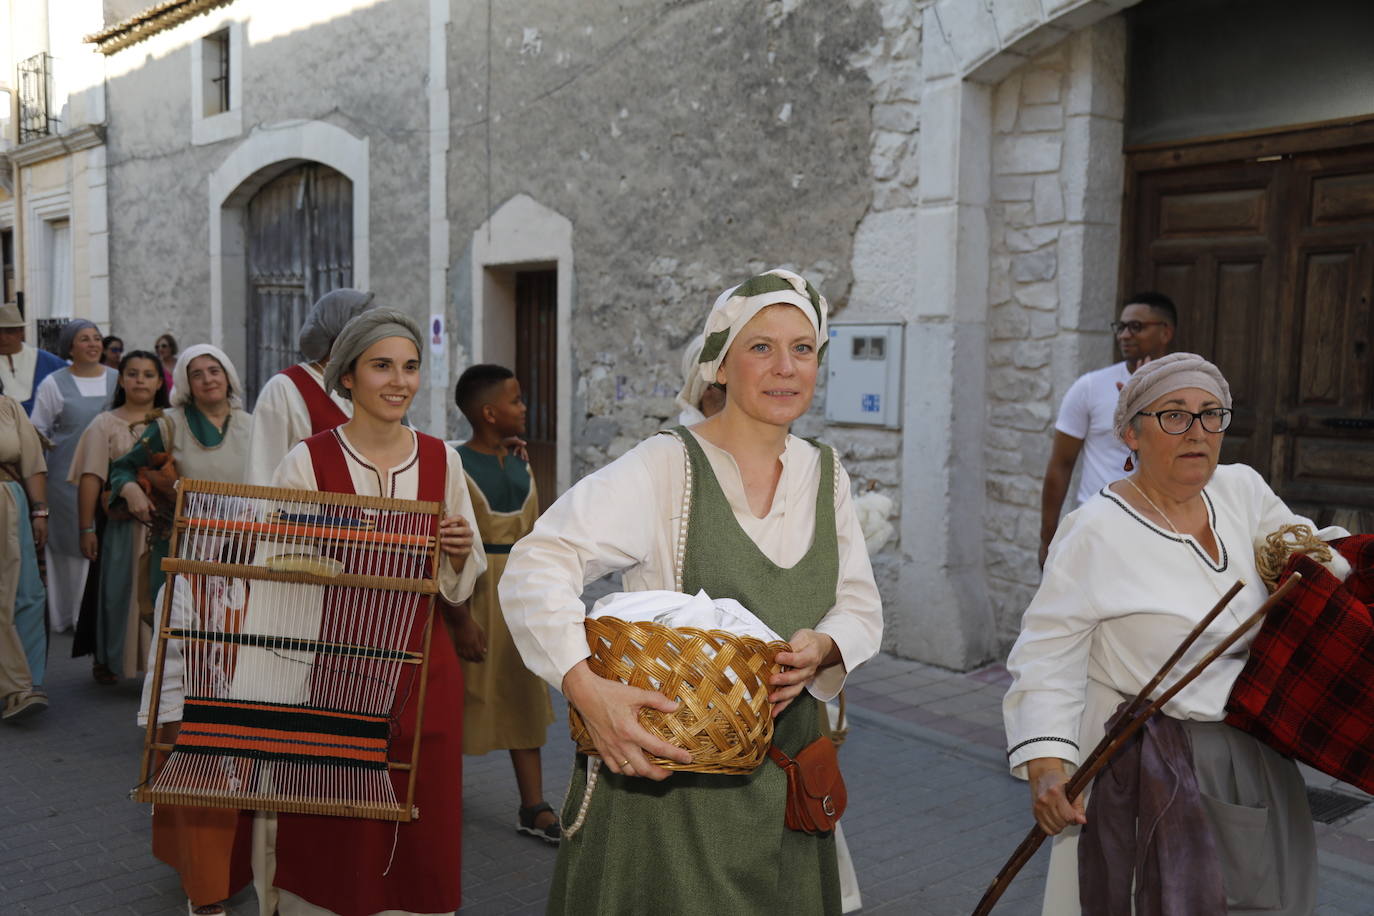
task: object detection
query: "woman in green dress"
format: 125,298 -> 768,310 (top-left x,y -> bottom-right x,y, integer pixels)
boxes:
69,349 -> 169,682
500,269 -> 883,915
109,344 -> 252,624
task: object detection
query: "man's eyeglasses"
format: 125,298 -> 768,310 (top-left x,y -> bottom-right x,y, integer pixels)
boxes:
1111,320 -> 1169,336
1135,408 -> 1233,435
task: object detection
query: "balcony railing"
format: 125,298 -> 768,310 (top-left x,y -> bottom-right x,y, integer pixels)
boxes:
18,53 -> 59,143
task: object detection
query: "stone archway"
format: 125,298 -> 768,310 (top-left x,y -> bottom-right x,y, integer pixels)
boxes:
206,120 -> 369,376
889,0 -> 1141,667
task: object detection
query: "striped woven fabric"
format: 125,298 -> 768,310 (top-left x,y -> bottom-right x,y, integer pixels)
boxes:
177,698 -> 391,770
1225,536 -> 1374,795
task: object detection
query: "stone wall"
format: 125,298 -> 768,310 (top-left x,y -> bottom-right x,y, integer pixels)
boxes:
103,0 -> 430,366
983,18 -> 1126,647
830,0 -> 924,643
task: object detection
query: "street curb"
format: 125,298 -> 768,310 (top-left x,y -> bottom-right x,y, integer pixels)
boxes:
845,704 -> 1009,773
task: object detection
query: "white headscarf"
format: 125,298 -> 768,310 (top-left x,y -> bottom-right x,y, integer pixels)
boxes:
171,343 -> 245,409
696,268 -> 829,386
674,332 -> 711,421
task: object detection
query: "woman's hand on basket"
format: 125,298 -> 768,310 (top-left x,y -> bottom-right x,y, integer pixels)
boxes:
561,660 -> 692,781
1027,757 -> 1086,835
120,481 -> 153,524
438,514 -> 474,571
769,629 -> 840,718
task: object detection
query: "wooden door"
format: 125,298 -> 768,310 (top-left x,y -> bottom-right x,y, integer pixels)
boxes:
1125,134 -> 1374,529
1128,159 -> 1285,474
515,270 -> 557,512
245,163 -> 352,405
1275,148 -> 1374,528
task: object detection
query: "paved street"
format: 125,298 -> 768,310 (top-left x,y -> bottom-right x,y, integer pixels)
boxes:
3,634 -> 1372,914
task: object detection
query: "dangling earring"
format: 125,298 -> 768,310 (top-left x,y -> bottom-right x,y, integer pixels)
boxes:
1123,454 -> 1134,472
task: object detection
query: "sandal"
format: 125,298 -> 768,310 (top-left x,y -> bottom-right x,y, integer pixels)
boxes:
92,663 -> 118,686
187,901 -> 225,915
516,801 -> 562,845
2,690 -> 48,723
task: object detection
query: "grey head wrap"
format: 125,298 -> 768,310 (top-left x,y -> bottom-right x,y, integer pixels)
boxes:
57,319 -> 99,360
324,307 -> 425,399
1113,352 -> 1232,442
298,288 -> 375,363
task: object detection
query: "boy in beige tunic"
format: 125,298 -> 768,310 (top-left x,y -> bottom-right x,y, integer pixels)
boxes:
451,364 -> 559,842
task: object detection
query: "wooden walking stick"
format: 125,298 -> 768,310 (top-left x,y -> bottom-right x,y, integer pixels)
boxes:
971,574 -> 1301,916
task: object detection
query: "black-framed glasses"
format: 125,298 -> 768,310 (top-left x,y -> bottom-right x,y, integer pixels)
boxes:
1110,319 -> 1169,336
1135,408 -> 1233,435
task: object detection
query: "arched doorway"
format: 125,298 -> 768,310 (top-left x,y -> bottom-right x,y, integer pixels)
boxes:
243,163 -> 353,404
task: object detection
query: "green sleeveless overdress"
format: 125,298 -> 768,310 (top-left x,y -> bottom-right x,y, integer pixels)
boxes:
549,428 -> 842,915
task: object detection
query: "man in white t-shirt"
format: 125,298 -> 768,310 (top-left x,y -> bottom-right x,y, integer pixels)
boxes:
1038,292 -> 1176,566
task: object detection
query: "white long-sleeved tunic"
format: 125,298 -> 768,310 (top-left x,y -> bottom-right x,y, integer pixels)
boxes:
1004,463 -> 1349,780
1004,463 -> 1349,915
245,364 -> 353,486
499,431 -> 883,699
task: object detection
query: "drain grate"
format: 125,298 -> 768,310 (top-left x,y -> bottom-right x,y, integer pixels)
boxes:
1306,787 -> 1372,824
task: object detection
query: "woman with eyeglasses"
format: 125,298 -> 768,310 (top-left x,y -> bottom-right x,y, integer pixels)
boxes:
1004,353 -> 1349,915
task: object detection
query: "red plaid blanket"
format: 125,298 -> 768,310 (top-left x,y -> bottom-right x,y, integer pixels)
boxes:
1226,536 -> 1374,795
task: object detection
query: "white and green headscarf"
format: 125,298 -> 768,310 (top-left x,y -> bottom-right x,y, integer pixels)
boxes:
694,268 -> 829,387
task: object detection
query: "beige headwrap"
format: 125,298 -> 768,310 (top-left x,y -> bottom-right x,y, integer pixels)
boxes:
324,307 -> 425,399
696,268 -> 829,385
1113,352 -> 1232,442
171,344 -> 245,409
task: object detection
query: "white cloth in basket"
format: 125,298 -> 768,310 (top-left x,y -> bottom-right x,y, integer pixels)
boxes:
589,589 -> 784,643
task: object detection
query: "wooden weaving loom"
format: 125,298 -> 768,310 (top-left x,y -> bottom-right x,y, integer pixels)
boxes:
135,479 -> 444,822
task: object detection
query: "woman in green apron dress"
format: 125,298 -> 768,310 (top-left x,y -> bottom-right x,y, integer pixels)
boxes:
501,269 -> 884,915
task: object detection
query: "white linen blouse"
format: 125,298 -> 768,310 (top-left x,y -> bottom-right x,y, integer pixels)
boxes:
245,363 -> 353,486
1004,463 -> 1349,780
499,430 -> 883,700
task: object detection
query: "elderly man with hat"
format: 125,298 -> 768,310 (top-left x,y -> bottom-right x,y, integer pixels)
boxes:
245,288 -> 375,485
0,303 -> 67,415
1004,352 -> 1351,914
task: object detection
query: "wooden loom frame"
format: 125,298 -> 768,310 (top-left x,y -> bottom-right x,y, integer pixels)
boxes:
135,479 -> 445,822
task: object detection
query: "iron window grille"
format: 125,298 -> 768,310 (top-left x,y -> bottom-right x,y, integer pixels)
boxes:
18,53 -> 59,143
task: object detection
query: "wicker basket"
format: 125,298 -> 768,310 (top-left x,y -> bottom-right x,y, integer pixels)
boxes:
567,616 -> 789,774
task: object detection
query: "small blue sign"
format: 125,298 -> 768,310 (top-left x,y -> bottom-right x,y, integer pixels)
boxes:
861,394 -> 881,413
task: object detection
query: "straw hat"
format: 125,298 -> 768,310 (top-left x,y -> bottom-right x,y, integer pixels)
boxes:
0,303 -> 25,328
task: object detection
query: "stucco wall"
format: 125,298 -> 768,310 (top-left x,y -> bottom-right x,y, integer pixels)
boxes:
102,0 -> 428,371
447,0 -> 881,463
445,0 -> 891,571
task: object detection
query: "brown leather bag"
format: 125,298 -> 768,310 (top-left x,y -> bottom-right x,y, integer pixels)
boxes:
768,735 -> 847,835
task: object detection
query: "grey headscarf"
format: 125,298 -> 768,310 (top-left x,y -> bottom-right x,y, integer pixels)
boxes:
57,319 -> 99,360
298,288 -> 375,363
1113,352 -> 1232,442
324,307 -> 425,399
